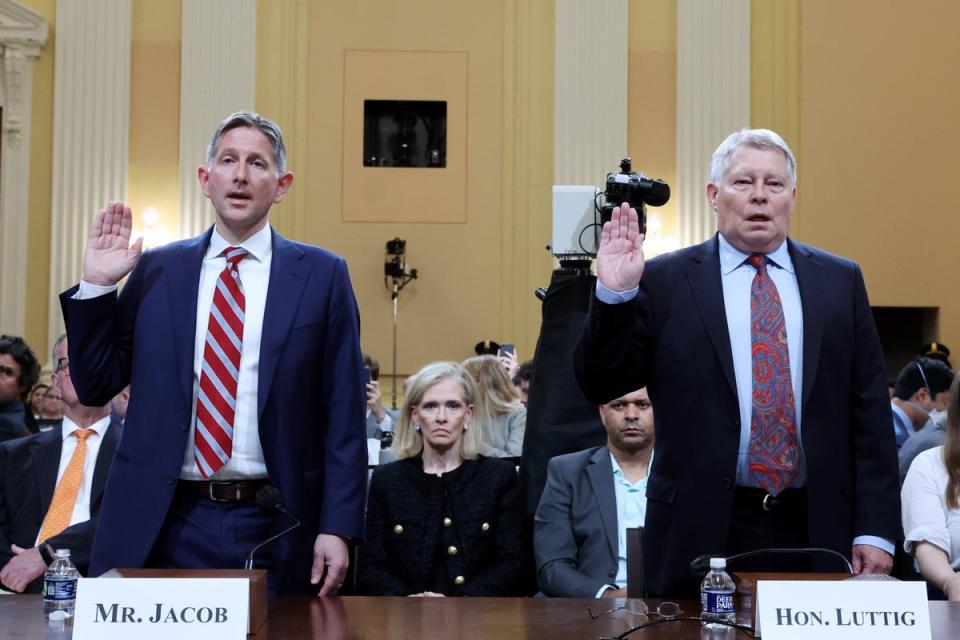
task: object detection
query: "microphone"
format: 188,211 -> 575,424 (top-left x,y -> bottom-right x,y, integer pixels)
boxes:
690,547 -> 854,581
244,485 -> 302,570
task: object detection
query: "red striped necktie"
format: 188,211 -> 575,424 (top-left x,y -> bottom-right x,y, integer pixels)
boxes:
746,254 -> 799,496
195,246 -> 248,477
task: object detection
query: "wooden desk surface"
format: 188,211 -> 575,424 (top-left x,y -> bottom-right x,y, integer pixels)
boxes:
2,595 -> 958,639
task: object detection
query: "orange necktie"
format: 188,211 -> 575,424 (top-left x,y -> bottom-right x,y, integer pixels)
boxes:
38,428 -> 95,542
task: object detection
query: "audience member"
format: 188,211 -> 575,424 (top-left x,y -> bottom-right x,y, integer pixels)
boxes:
900,412 -> 948,485
0,334 -> 121,593
512,360 -> 533,407
534,388 -> 654,597
902,372 -> 960,600
29,384 -> 49,419
891,358 -> 953,448
110,386 -> 130,424
36,384 -> 64,433
462,355 -> 526,458
357,362 -> 525,596
363,352 -> 398,440
0,335 -> 41,443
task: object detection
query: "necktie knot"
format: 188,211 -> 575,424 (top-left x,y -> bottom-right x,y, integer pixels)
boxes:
747,254 -> 768,270
73,428 -> 94,442
222,246 -> 248,269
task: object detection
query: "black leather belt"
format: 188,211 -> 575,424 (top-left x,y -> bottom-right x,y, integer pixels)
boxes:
734,486 -> 806,512
179,479 -> 268,503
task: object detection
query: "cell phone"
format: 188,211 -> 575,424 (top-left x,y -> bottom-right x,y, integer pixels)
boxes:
499,344 -> 515,357
363,366 -> 372,386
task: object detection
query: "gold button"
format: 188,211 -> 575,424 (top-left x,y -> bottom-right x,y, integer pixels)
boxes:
454,576 -> 465,585
393,524 -> 404,535
443,517 -> 452,528
447,545 -> 458,556
481,522 -> 490,532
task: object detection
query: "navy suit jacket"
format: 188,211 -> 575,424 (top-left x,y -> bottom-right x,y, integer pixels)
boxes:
0,418 -> 122,592
575,235 -> 901,596
59,227 -> 368,595
534,446 -> 620,597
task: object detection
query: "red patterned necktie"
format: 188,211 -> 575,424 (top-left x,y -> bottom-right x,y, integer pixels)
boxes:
747,254 -> 799,496
195,246 -> 248,477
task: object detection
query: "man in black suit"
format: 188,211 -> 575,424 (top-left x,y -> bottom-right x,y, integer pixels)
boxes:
0,334 -> 121,592
575,129 -> 900,596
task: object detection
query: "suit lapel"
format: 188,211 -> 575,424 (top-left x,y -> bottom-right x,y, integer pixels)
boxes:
166,230 -> 210,412
586,447 -> 619,564
258,231 -> 310,417
30,429 -> 63,516
685,236 -> 737,395
788,240 -> 824,410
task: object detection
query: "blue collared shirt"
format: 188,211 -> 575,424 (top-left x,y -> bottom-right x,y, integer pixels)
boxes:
611,452 -> 652,588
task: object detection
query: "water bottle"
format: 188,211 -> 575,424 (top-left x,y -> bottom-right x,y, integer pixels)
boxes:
42,549 -> 79,619
700,557 -> 736,629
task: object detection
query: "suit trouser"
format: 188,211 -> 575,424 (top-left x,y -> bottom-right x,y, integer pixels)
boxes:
724,487 -> 813,573
146,485 -> 279,593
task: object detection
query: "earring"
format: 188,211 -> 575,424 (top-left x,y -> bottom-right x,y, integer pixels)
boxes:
463,422 -> 469,431
415,423 -> 421,431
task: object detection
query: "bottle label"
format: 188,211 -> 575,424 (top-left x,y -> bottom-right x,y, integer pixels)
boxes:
43,576 -> 77,601
701,590 -> 735,615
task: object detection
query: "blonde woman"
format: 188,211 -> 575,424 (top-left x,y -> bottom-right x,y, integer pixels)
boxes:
462,355 -> 526,458
356,361 -> 526,596
902,372 -> 960,600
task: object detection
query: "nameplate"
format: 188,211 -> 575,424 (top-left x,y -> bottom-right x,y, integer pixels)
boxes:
756,580 -> 930,639
74,577 -> 248,640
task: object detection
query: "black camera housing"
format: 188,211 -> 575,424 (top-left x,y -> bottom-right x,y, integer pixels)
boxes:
601,158 -> 670,235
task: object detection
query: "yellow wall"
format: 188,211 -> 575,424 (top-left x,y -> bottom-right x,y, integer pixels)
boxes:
20,0 -> 960,374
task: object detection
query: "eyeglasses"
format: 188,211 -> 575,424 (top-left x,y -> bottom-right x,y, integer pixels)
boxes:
56,358 -> 70,375
588,600 -> 756,640
417,401 -> 466,416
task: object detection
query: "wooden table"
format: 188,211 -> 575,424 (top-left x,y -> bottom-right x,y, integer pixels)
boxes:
2,595 -> 958,639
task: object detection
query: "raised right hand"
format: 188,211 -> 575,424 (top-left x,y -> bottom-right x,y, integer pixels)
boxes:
83,201 -> 143,286
595,203 -> 645,292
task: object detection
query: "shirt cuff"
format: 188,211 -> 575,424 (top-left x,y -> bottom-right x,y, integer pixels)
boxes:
379,413 -> 393,433
853,535 -> 895,556
75,279 -> 118,299
595,282 -> 639,304
595,584 -> 618,598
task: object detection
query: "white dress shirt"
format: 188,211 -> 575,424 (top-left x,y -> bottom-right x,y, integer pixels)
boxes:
35,415 -> 111,545
77,224 -> 273,481
902,446 -> 960,571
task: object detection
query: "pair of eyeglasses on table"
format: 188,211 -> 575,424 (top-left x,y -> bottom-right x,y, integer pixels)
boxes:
587,600 -> 757,639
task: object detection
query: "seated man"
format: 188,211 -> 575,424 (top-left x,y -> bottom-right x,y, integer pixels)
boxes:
0,334 -> 122,593
891,357 -> 952,449
534,388 -> 654,597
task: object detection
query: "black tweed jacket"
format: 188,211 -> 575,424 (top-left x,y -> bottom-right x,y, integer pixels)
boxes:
356,455 -> 526,596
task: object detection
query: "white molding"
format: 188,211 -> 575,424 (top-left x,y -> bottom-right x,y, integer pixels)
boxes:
179,0 -> 256,239
0,0 -> 46,337
554,0 -> 627,186
48,0 -> 131,342
677,0 -> 751,246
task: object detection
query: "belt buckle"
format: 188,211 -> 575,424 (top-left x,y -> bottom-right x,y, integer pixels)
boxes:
208,481 -> 235,503
762,493 -> 776,511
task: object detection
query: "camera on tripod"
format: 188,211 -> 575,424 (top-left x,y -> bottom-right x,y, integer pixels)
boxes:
551,157 -> 670,259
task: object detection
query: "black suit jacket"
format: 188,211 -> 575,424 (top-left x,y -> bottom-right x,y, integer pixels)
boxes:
0,418 -> 122,591
357,456 -> 527,596
575,235 -> 900,596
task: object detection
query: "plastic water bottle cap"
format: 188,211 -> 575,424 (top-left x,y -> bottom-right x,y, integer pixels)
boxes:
709,557 -> 726,569
55,548 -> 71,558
48,610 -> 67,621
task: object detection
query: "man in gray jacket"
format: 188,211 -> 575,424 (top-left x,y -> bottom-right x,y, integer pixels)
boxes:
534,388 -> 654,597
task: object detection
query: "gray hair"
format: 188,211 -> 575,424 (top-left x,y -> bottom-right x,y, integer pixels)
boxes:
205,110 -> 288,174
709,128 -> 797,187
51,333 -> 67,369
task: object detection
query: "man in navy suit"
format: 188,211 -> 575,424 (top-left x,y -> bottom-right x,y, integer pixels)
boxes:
0,334 -> 121,593
60,111 -> 367,595
575,129 -> 900,596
